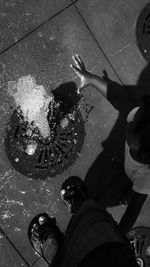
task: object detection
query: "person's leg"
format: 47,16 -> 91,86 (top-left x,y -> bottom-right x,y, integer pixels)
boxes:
28,176 -> 137,267
78,242 -> 138,267
28,213 -> 64,266
60,177 -> 136,267
27,176 -> 87,267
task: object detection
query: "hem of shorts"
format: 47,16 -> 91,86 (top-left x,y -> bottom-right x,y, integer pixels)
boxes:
133,185 -> 150,195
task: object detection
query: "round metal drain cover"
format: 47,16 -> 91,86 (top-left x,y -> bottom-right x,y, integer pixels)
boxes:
136,3 -> 150,61
127,227 -> 150,267
5,95 -> 85,179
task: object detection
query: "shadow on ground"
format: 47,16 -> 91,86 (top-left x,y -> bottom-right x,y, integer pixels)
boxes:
52,81 -> 81,110
84,63 -> 150,208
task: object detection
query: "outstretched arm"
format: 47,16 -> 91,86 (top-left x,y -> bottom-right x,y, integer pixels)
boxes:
70,54 -> 108,98
70,54 -> 135,112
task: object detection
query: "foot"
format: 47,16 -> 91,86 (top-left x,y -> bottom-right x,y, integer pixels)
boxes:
28,213 -> 64,265
60,176 -> 87,215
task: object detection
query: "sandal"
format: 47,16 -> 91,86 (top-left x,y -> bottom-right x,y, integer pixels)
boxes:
28,213 -> 63,265
60,176 -> 87,214
127,227 -> 150,267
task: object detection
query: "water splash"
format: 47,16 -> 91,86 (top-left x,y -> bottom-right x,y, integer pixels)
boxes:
7,75 -> 54,154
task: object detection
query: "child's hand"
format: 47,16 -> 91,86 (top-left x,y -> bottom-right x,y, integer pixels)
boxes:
70,54 -> 94,94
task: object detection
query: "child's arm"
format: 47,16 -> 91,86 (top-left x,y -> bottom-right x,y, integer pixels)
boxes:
71,54 -> 135,112
119,191 -> 147,234
70,54 -> 108,98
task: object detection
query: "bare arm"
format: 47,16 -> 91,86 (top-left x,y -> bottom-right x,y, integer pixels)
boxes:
70,54 -> 135,112
88,75 -> 108,98
70,54 -> 108,98
119,191 -> 147,234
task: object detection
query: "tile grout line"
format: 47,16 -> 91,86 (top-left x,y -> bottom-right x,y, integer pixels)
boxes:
0,0 -> 79,56
72,2 -> 138,106
30,257 -> 44,267
0,226 -> 31,266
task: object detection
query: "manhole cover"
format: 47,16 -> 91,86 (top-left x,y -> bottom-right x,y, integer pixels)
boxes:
136,3 -> 150,61
127,227 -> 150,267
5,95 -> 85,179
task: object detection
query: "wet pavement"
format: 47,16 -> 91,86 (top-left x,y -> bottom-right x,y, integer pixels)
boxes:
0,0 -> 150,266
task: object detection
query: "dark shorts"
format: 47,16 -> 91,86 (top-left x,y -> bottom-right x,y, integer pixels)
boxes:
78,241 -> 138,267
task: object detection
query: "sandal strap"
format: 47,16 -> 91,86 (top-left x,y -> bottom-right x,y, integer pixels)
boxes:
28,213 -> 56,253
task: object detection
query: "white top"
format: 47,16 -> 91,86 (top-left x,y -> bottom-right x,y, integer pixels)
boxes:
125,107 -> 150,195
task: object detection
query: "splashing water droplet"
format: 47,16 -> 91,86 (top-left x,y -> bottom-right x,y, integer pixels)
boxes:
7,75 -> 54,139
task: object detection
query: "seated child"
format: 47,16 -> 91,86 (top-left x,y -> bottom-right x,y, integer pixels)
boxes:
70,54 -> 148,234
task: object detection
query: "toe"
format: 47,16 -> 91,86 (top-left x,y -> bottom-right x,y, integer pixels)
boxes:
39,216 -> 46,225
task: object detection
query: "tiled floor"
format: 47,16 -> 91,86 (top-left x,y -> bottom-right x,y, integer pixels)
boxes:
0,0 -> 73,54
0,0 -> 150,266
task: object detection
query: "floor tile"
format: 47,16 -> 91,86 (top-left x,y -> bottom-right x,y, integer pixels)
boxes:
31,258 -> 49,267
0,233 -> 29,267
0,0 -> 72,53
107,204 -> 127,224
